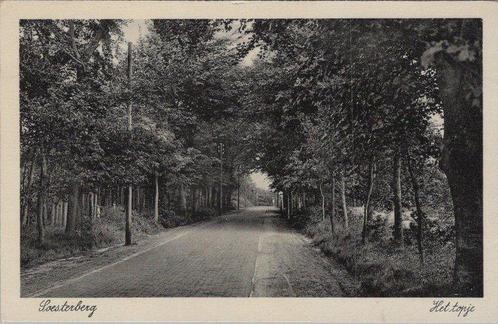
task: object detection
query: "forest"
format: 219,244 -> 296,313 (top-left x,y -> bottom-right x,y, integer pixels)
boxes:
20,19 -> 482,297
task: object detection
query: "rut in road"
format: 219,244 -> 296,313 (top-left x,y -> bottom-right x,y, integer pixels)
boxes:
26,207 -> 353,297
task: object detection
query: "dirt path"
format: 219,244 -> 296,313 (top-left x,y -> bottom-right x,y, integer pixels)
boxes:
22,207 -> 356,297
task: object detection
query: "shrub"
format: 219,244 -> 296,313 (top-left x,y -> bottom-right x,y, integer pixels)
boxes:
289,205 -> 455,296
192,207 -> 216,222
291,206 -> 323,230
159,210 -> 189,228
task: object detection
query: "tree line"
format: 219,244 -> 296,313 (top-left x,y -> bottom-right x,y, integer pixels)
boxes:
236,19 -> 482,295
20,20 -> 260,247
20,19 -> 482,295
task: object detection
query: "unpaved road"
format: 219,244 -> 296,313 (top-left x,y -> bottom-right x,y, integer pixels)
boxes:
22,207 -> 355,297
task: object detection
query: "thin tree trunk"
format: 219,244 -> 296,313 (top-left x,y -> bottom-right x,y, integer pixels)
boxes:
154,172 -> 159,222
341,171 -> 348,230
208,185 -> 212,208
125,185 -> 132,245
197,188 -> 201,210
55,201 -> 60,226
406,152 -> 424,264
65,182 -> 79,235
362,160 -> 376,243
94,190 -> 98,218
219,162 -> 223,216
20,150 -> 29,226
330,174 -> 335,233
287,191 -> 291,220
180,184 -> 187,217
204,186 -> 208,208
36,147 -> 46,245
237,177 -> 240,211
125,42 -> 133,246
50,203 -> 55,226
22,153 -> 36,227
133,188 -> 138,211
88,192 -> 94,220
393,149 -> 403,245
319,181 -> 325,222
141,188 -> 146,213
288,191 -> 292,217
192,187 -> 197,215
63,200 -> 68,228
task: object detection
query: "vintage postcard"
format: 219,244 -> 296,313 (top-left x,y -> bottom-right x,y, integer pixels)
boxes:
1,1 -> 497,322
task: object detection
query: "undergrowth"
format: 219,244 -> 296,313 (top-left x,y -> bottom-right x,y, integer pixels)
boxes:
21,206 -> 217,269
290,205 -> 456,297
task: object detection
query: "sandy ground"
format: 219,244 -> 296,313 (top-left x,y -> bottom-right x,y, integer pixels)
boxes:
22,207 -> 357,297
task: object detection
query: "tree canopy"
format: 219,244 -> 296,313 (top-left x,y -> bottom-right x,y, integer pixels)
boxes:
20,19 -> 482,296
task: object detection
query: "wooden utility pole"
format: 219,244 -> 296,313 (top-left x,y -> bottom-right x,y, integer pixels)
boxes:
125,42 -> 133,246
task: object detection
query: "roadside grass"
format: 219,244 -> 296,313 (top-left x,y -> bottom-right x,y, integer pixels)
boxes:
290,206 -> 456,297
21,206 -> 217,269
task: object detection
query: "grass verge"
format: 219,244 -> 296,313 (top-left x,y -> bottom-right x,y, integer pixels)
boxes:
290,206 -> 457,297
21,206 -> 217,269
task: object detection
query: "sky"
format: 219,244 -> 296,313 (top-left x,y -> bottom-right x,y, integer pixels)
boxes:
250,172 -> 271,190
121,20 -> 259,66
121,20 -> 149,44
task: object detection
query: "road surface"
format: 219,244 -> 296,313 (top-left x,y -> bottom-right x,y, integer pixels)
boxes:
23,207 -> 354,297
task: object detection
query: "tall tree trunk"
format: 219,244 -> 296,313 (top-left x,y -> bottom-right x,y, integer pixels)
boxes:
36,147 -> 46,245
125,42 -> 133,246
341,171 -> 348,230
88,192 -> 94,220
125,185 -> 132,245
208,185 -> 213,208
20,152 -> 29,225
154,172 -> 159,223
21,152 -> 36,227
362,160 -> 376,243
197,187 -> 201,209
393,149 -> 403,245
219,168 -> 223,216
65,183 -> 79,234
319,181 -> 325,222
436,53 -> 482,295
406,152 -> 424,264
330,173 -> 335,233
180,184 -> 187,218
289,191 -> 293,218
281,191 -> 285,215
50,203 -> 55,225
287,192 -> 291,219
237,177 -> 240,211
205,186 -> 209,208
141,188 -> 146,213
192,187 -> 197,215
63,201 -> 68,228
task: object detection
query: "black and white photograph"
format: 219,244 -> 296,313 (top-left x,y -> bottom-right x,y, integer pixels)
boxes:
1,1 -> 496,322
18,17 -> 483,298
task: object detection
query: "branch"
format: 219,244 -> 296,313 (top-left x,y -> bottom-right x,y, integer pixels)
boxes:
83,28 -> 104,59
62,48 -> 86,70
68,21 -> 81,60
